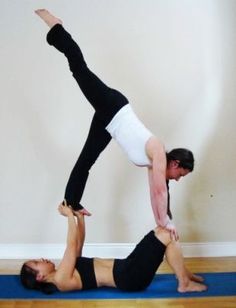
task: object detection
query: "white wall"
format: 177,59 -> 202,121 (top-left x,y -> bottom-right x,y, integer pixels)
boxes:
0,0 -> 236,256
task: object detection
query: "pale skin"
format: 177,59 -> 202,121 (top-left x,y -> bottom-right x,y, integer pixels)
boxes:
35,9 -> 193,240
24,203 -> 207,293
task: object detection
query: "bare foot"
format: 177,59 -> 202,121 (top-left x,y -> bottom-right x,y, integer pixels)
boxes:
184,269 -> 204,282
175,271 -> 204,283
71,208 -> 92,217
35,9 -> 62,28
189,273 -> 204,283
178,280 -> 207,293
78,208 -> 92,216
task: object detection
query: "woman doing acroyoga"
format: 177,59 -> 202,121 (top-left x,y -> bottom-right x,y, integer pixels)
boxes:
35,9 -> 195,240
20,203 -> 207,294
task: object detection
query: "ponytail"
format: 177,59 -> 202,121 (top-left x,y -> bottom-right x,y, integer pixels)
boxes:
166,180 -> 172,220
20,263 -> 58,295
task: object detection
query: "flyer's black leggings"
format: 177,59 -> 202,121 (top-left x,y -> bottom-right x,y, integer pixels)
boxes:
47,24 -> 128,209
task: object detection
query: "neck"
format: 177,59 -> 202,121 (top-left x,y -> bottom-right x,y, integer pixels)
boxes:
44,270 -> 57,284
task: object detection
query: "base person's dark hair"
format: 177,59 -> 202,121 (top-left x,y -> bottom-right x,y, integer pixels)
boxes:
20,263 -> 58,295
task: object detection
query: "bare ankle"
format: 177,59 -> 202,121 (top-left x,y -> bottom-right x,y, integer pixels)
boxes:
35,9 -> 63,28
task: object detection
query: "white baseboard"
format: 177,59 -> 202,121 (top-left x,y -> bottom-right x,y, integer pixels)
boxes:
0,242 -> 236,259
181,242 -> 236,257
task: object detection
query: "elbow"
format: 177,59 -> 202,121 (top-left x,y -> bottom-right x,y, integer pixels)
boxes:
68,240 -> 78,251
152,187 -> 166,200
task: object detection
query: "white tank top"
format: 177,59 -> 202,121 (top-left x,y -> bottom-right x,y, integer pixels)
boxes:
106,105 -> 153,166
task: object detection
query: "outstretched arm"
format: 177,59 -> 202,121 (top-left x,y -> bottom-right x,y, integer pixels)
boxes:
55,203 -> 87,290
147,138 -> 168,227
146,137 -> 178,240
56,203 -> 78,283
72,211 -> 86,257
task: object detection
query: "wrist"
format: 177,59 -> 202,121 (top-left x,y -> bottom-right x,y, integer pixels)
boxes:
163,216 -> 170,227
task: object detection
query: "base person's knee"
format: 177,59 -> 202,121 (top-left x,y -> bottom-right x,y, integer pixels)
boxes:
153,227 -> 172,246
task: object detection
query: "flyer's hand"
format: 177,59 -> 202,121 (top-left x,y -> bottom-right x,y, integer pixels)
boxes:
165,221 -> 179,241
